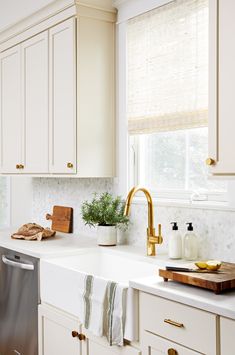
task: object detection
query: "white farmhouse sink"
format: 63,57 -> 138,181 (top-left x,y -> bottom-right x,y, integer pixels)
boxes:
40,248 -> 159,341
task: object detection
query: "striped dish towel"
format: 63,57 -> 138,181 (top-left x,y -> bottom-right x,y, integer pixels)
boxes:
81,274 -> 127,346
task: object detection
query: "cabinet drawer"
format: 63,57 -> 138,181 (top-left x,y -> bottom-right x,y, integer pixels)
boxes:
140,292 -> 217,355
142,330 -> 201,355
220,316 -> 235,355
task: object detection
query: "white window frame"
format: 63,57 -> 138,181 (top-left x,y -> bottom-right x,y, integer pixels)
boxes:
115,0 -> 231,207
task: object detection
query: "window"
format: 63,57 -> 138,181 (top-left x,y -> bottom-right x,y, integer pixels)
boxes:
127,0 -> 226,201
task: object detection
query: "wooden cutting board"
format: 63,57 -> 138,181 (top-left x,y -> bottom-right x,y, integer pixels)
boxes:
46,206 -> 73,233
159,262 -> 235,294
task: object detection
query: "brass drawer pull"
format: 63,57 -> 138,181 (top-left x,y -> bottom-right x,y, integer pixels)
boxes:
206,158 -> 216,166
67,162 -> 73,168
164,319 -> 184,328
71,331 -> 86,341
168,349 -> 178,355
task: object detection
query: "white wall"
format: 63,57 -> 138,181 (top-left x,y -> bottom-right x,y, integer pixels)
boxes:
0,0 -> 54,31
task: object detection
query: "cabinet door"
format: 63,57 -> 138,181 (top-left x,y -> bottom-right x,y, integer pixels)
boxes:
142,331 -> 201,355
220,317 -> 235,355
0,45 -> 22,173
208,0 -> 235,174
49,18 -> 77,174
82,330 -> 141,355
21,31 -> 49,173
39,305 -> 81,355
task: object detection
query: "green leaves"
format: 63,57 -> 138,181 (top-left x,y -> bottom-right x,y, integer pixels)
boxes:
81,192 -> 129,230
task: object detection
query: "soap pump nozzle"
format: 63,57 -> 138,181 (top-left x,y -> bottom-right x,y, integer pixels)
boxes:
170,222 -> 178,231
186,222 -> 193,231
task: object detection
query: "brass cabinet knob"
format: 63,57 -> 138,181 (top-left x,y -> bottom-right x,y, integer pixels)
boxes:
71,331 -> 86,341
78,333 -> 86,341
67,162 -> 73,168
16,164 -> 24,169
206,158 -> 216,166
168,349 -> 178,355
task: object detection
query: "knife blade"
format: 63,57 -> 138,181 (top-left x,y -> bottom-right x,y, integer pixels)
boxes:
165,266 -> 220,273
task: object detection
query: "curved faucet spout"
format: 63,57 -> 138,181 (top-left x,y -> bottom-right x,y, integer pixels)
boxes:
124,186 -> 163,256
124,186 -> 154,230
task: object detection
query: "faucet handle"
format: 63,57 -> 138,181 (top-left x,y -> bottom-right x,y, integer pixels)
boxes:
158,224 -> 163,244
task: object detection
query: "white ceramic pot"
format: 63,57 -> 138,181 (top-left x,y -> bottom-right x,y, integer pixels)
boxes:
97,225 -> 117,246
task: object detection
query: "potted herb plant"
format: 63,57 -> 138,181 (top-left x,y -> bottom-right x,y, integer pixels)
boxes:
81,192 -> 129,246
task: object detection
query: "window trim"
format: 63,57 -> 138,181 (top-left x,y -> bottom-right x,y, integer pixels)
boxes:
115,0 -> 232,208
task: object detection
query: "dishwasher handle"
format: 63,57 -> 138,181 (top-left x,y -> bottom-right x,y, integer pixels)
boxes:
2,255 -> 34,271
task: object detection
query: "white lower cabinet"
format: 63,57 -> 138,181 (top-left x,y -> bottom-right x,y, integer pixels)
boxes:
39,304 -> 141,355
220,316 -> 235,355
39,304 -> 82,355
82,330 -> 141,355
142,331 -> 200,355
139,292 -> 218,355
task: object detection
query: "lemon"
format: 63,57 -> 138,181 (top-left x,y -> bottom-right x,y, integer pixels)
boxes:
195,261 -> 207,269
206,260 -> 222,271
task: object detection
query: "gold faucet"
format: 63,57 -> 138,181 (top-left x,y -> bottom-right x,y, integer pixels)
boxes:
124,186 -> 163,256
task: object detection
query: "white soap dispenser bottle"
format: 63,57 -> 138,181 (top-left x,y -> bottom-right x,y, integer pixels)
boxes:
183,222 -> 198,261
168,222 -> 182,259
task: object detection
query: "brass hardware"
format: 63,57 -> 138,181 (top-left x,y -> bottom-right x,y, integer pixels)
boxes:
67,162 -> 73,168
124,186 -> 163,256
72,331 -> 79,338
71,331 -> 86,341
168,349 -> 178,355
206,158 -> 216,166
164,319 -> 184,328
19,164 -> 24,169
78,333 -> 86,341
16,164 -> 24,169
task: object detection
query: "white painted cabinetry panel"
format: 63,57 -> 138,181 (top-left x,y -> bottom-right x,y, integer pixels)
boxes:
140,292 -> 217,355
82,330 -> 141,355
39,304 -> 81,355
209,0 -> 235,174
49,17 -> 76,174
0,45 -> 22,173
142,331 -> 201,355
21,31 -> 49,173
0,3 -> 115,177
220,316 -> 235,355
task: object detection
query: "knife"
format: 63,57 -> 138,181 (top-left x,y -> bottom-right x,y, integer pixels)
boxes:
165,266 -> 220,273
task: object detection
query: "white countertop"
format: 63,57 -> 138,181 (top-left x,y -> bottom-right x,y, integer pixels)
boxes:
0,228 -> 97,258
130,275 -> 235,321
1,228 -> 235,321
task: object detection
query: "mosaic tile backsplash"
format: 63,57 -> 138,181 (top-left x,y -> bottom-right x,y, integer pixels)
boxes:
32,178 -> 235,261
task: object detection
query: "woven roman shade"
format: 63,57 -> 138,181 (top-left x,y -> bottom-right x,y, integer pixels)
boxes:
127,0 -> 208,135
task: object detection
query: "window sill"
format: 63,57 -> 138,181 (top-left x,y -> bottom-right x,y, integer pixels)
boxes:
132,196 -> 235,212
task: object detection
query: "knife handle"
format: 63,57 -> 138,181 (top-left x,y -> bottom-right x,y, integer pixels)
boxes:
166,266 -> 191,272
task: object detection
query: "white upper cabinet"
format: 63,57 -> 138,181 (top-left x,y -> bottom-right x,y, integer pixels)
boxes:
0,45 -> 22,173
0,0 -> 116,177
49,18 -> 76,174
22,32 -> 49,174
208,0 -> 235,174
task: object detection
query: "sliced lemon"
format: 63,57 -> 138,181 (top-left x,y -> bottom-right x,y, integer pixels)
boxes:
206,260 -> 222,271
195,261 -> 207,270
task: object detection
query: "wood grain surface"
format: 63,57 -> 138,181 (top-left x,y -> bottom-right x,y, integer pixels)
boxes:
46,206 -> 73,233
159,263 -> 235,294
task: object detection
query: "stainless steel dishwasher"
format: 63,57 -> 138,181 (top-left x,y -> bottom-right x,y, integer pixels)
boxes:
0,247 -> 39,355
